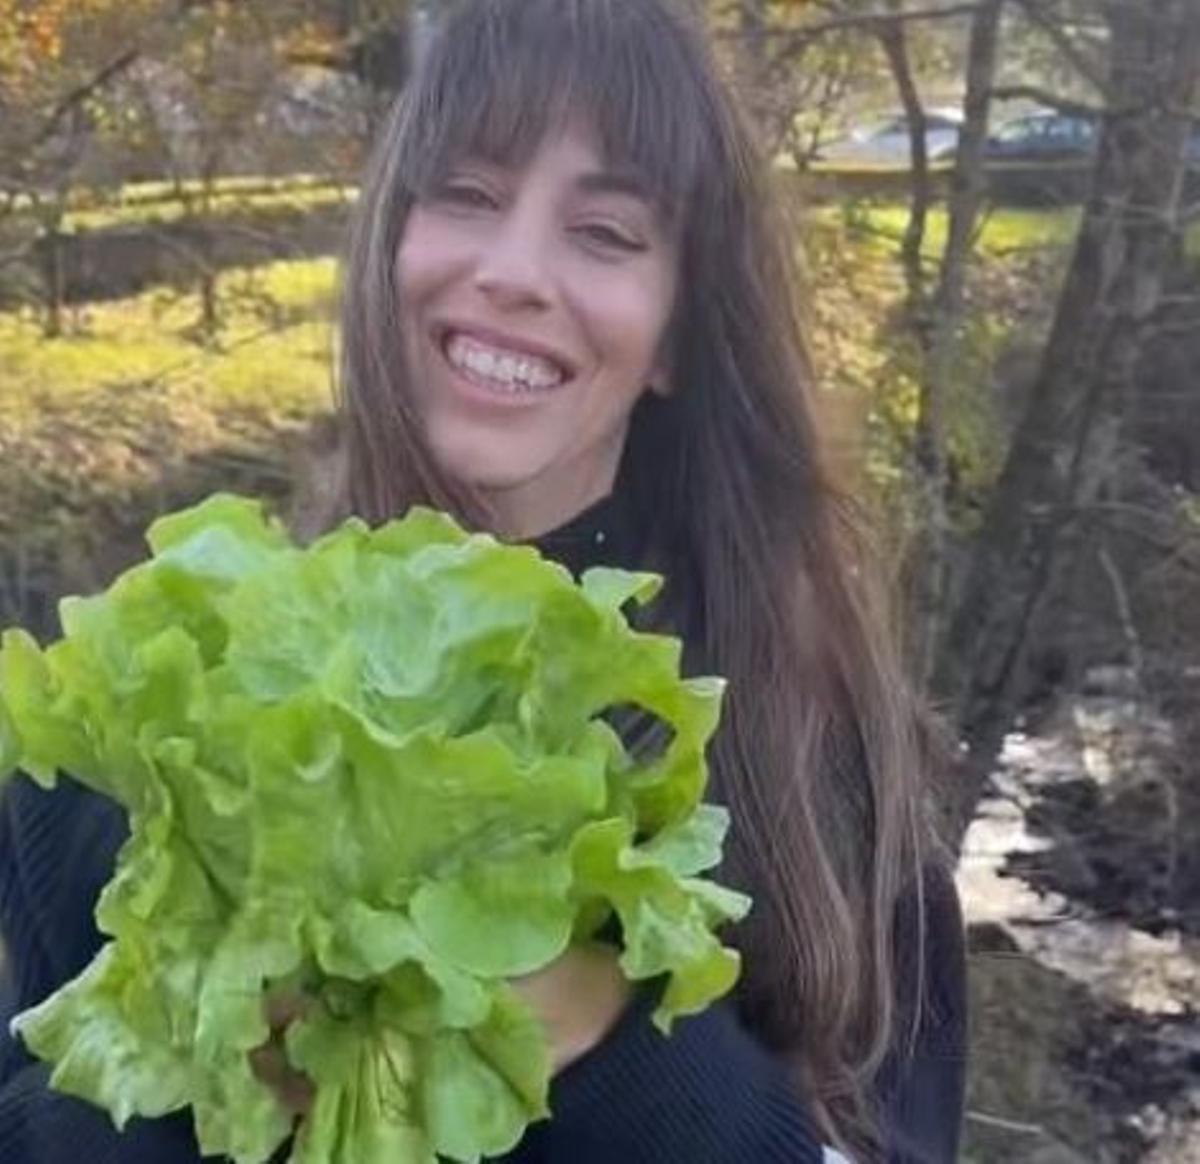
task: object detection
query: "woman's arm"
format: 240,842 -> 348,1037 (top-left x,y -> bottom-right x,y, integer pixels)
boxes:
0,1059 -> 201,1164
508,863 -> 966,1164
0,776 -> 205,1164
501,989 -> 832,1164
0,775 -> 860,1164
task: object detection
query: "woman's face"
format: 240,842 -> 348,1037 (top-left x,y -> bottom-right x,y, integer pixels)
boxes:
396,119 -> 678,538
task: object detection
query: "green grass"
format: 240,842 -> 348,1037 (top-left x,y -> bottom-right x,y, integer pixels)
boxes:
8,175 -> 355,233
828,202 -> 1082,260
11,173 -> 352,216
774,155 -> 957,175
93,173 -> 345,207
0,257 -> 336,419
62,182 -> 357,233
824,200 -> 1200,262
0,257 -> 338,547
0,255 -> 342,631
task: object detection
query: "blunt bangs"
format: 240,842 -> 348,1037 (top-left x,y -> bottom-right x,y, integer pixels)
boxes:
398,0 -> 715,225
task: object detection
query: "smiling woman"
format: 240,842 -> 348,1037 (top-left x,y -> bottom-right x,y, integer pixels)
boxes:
0,1 -> 966,1162
318,0 -> 967,1155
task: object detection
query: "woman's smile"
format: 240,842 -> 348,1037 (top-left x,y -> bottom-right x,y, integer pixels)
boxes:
435,322 -> 574,402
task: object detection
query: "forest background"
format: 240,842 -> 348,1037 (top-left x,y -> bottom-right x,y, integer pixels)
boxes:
1,2 -> 1198,1160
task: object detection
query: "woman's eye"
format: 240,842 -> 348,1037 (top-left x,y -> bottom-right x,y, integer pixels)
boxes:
435,181 -> 499,210
575,222 -> 646,253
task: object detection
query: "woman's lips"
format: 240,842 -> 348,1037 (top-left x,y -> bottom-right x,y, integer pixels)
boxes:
443,330 -> 566,391
437,321 -> 575,373
433,329 -> 575,407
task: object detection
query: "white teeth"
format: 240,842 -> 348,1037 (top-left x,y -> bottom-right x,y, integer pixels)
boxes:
444,332 -> 564,393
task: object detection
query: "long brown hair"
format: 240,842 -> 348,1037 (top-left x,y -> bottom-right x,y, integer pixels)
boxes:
312,0 -> 939,1155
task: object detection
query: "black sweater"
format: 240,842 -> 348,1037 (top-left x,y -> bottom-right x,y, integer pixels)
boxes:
0,489 -> 967,1163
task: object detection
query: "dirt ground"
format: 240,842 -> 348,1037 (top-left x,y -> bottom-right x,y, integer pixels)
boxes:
959,693 -> 1200,1163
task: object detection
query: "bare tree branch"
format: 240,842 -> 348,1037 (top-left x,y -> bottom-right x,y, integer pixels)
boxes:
909,0 -> 1004,686
965,1110 -> 1047,1136
722,1 -> 988,63
793,1 -> 987,37
29,49 -> 142,154
1097,543 -> 1145,677
875,0 -> 932,306
1013,0 -> 1109,94
20,0 -> 257,159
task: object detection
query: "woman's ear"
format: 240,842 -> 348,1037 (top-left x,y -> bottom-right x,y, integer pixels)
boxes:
647,369 -> 675,398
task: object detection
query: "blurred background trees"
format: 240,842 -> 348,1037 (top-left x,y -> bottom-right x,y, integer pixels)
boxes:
1,2 -> 1198,1159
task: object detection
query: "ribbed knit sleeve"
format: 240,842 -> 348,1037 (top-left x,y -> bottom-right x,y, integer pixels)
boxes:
0,1060 -> 201,1164
1,781 -> 58,1084
0,776 -> 201,1164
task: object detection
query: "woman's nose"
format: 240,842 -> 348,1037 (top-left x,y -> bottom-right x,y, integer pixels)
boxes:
471,211 -> 555,310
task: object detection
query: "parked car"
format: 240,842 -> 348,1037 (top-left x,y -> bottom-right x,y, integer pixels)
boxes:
1186,127 -> 1200,165
983,111 -> 1099,162
816,107 -> 963,165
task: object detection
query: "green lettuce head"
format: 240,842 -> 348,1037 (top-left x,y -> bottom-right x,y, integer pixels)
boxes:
0,494 -> 750,1164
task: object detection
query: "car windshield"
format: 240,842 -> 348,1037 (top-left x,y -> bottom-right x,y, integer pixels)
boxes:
995,116 -> 1046,142
867,113 -> 959,138
994,113 -> 1096,143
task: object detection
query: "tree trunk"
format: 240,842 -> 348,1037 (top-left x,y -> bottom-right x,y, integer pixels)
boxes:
199,258 -> 219,342
876,0 -> 930,306
197,153 -> 220,343
39,225 -> 65,339
933,0 -> 1200,842
909,0 -> 1003,686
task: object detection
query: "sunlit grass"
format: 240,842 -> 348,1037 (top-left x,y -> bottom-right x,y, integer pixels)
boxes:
823,202 -> 1082,260
824,200 -> 1200,261
62,183 -> 357,233
0,256 -> 338,559
97,173 -> 345,207
0,257 -> 337,429
12,173 -> 354,216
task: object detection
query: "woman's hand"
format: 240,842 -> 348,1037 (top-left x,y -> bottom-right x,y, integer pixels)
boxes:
248,943 -> 631,1115
510,942 -> 631,1074
248,990 -> 316,1117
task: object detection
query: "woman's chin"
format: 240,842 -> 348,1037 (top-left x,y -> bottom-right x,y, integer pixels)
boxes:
434,452 -> 540,496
